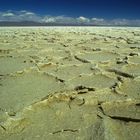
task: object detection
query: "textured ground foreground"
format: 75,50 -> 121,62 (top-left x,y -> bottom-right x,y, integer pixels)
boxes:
0,27 -> 140,140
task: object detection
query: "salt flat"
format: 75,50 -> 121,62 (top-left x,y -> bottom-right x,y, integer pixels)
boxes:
0,27 -> 140,140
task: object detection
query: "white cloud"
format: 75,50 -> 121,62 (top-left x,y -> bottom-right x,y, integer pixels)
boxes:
2,12 -> 14,17
92,18 -> 104,21
0,10 -> 42,22
0,10 -> 140,26
24,12 -> 35,15
77,16 -> 90,23
90,18 -> 106,25
42,17 -> 56,23
42,16 -> 77,24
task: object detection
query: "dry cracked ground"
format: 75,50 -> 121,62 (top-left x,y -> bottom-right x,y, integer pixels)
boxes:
0,27 -> 140,140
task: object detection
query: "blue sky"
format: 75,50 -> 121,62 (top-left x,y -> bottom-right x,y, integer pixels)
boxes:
0,0 -> 140,25
0,0 -> 140,19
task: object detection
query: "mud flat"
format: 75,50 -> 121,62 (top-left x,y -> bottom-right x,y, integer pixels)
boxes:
0,27 -> 140,140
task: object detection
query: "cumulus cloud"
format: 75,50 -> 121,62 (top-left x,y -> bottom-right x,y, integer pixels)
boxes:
2,12 -> 15,17
42,16 -> 91,24
0,10 -> 41,22
42,16 -> 75,24
0,10 -> 140,26
77,16 -> 90,23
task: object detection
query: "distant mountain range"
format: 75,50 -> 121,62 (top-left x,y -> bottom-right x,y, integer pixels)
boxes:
0,21 -> 140,27
0,21 -> 45,26
0,21 -> 92,26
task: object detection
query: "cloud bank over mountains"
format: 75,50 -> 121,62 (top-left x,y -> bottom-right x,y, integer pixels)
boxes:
0,10 -> 140,26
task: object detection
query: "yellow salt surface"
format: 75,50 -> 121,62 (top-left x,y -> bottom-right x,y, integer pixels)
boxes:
0,27 -> 140,140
